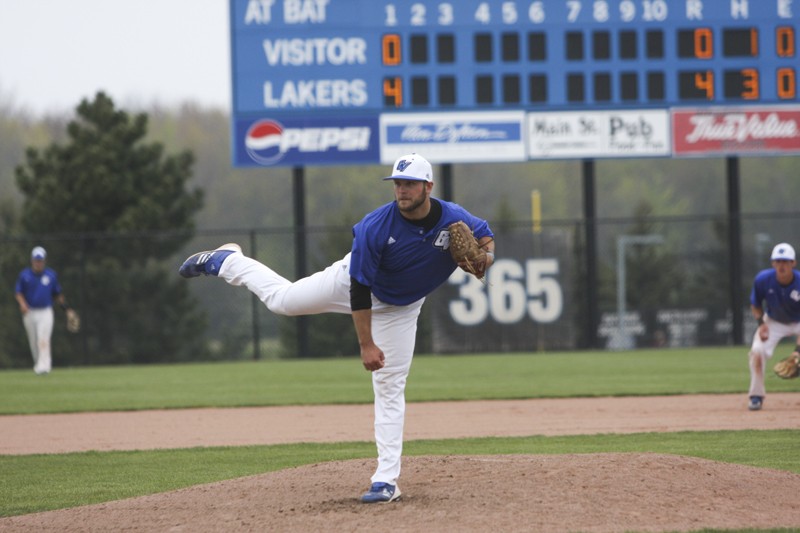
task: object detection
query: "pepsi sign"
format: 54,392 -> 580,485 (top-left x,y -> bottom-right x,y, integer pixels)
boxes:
233,116 -> 380,167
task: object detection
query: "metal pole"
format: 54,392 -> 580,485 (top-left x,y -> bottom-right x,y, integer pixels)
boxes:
532,190 -> 544,350
293,166 -> 309,357
727,156 -> 743,345
582,160 -> 599,349
617,236 -> 626,349
531,190 -> 542,234
250,229 -> 260,360
614,234 -> 664,350
441,163 -> 453,201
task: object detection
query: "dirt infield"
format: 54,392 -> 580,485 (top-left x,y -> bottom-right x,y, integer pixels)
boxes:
2,393 -> 800,532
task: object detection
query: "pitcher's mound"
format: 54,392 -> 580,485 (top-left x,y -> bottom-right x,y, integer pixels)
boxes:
4,453 -> 800,532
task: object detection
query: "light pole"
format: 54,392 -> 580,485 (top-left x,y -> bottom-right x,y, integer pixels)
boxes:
612,234 -> 664,350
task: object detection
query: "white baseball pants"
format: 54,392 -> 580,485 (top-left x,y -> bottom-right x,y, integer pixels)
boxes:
23,307 -> 54,374
219,251 -> 423,485
748,316 -> 800,398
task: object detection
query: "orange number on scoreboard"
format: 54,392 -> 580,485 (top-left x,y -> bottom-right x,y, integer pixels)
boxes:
741,69 -> 759,99
695,71 -> 714,99
383,77 -> 403,106
695,28 -> 713,59
382,34 -> 401,65
777,27 -> 795,57
777,68 -> 797,99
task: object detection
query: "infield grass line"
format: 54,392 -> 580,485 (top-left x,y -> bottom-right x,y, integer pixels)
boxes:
1,347 -> 791,415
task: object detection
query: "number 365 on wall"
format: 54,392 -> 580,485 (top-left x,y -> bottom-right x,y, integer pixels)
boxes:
448,258 -> 564,326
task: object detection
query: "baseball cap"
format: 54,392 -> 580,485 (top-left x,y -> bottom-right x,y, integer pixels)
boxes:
771,242 -> 796,261
383,153 -> 433,182
31,246 -> 46,260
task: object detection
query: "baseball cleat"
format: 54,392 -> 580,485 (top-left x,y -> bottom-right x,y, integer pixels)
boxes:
179,243 -> 242,278
748,396 -> 763,411
360,482 -> 401,503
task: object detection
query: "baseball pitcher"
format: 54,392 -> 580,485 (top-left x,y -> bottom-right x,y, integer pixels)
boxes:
179,153 -> 495,503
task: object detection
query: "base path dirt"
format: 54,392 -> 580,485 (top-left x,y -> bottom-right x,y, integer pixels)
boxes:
2,393 -> 800,455
3,393 -> 800,533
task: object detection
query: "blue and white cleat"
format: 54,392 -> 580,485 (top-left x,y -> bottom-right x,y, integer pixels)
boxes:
748,395 -> 763,411
360,482 -> 401,503
179,243 -> 241,278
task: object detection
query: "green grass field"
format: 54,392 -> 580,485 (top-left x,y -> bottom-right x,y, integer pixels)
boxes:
2,347 -> 792,414
1,346 -> 799,532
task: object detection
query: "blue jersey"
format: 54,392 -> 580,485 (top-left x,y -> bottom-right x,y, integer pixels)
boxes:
350,199 -> 492,306
15,267 -> 62,309
750,268 -> 800,324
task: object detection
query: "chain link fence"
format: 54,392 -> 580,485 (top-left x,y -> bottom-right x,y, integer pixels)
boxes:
3,211 -> 799,367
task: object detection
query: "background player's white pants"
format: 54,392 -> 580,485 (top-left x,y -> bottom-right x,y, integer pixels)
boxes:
748,317 -> 800,397
219,251 -> 423,485
23,307 -> 54,374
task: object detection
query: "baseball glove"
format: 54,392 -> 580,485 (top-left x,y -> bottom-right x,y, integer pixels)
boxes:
773,353 -> 800,379
448,221 -> 487,280
66,308 -> 81,333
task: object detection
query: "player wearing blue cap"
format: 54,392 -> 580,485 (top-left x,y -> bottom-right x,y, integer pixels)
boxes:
747,242 -> 800,411
180,153 -> 495,503
15,246 -> 68,374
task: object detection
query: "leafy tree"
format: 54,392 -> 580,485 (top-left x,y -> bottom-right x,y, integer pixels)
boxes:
0,219 -> 27,368
622,201 -> 685,310
5,92 -> 207,366
493,195 -> 520,234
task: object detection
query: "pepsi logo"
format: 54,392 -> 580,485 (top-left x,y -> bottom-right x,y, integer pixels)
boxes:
242,119 -> 373,166
245,119 -> 285,165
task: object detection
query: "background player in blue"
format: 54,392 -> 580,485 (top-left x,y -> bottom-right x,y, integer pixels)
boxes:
747,242 -> 800,411
180,153 -> 495,503
15,246 -> 68,374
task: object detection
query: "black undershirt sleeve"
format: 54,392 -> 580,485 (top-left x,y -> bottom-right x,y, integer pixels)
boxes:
350,277 -> 372,311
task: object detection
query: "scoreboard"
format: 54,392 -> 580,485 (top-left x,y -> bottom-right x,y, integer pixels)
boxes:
229,0 -> 800,166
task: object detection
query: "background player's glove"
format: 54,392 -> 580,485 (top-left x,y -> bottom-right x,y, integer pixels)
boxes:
66,308 -> 81,333
448,221 -> 488,280
773,353 -> 800,379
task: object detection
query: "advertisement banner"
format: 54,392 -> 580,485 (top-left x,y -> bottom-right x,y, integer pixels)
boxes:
232,116 -> 380,167
672,107 -> 800,156
598,308 -> 732,350
527,110 -> 670,159
379,112 -> 526,164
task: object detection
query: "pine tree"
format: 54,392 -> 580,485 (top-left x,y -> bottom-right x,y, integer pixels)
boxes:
8,92 -> 207,365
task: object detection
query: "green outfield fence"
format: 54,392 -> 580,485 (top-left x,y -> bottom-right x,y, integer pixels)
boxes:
2,211 -> 799,367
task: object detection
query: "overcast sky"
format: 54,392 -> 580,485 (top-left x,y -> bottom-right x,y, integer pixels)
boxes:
0,0 -> 231,116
